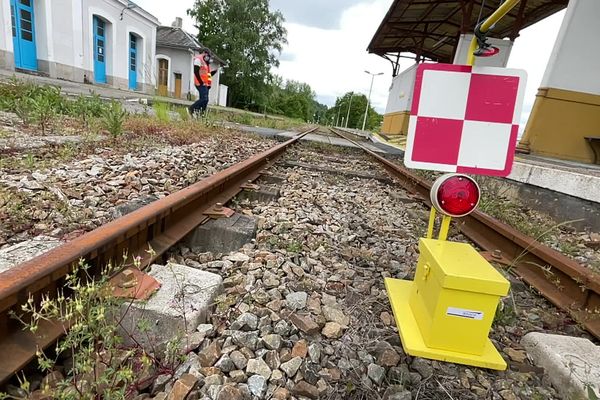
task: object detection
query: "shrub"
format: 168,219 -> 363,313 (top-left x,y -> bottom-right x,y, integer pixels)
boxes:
101,101 -> 127,139
70,93 -> 107,127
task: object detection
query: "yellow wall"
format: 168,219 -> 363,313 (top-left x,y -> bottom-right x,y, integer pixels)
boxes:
382,111 -> 410,136
519,88 -> 600,163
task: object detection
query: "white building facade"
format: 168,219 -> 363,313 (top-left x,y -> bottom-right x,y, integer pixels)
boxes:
0,0 -> 159,93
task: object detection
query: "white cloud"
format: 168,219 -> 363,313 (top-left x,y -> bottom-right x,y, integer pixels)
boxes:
134,0 -> 196,32
274,0 -> 393,112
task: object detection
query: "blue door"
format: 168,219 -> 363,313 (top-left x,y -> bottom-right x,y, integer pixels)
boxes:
128,34 -> 137,90
93,16 -> 107,83
10,0 -> 38,71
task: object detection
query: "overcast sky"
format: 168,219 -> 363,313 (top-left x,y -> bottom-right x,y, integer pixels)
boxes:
135,0 -> 565,123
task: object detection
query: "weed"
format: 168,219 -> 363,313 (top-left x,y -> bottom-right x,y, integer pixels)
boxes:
24,153 -> 36,169
267,235 -> 281,248
102,101 -> 127,139
0,80 -> 110,131
477,182 -> 556,239
559,241 -> 580,257
31,94 -> 56,134
14,97 -> 33,125
153,101 -> 170,123
493,292 -> 518,326
286,240 -> 303,253
1,253 -> 195,400
57,143 -> 77,160
587,384 -> 599,400
6,261 -> 132,399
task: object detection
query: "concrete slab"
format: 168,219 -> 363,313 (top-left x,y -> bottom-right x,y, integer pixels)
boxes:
119,263 -> 223,353
522,332 -> 600,400
186,213 -> 257,254
238,185 -> 280,204
258,172 -> 287,185
112,195 -> 158,219
509,160 -> 600,204
0,236 -> 63,274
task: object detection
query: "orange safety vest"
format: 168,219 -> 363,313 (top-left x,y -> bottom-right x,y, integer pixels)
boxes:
194,55 -> 212,87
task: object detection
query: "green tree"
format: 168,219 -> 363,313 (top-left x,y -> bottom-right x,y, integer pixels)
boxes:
188,0 -> 287,111
265,76 -> 326,122
326,92 -> 382,131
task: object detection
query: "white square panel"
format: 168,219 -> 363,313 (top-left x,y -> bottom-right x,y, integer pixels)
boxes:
457,121 -> 513,170
417,70 -> 471,120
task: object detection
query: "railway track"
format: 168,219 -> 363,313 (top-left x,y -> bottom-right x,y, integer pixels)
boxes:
0,125 -> 598,387
0,128 -> 317,384
330,127 -> 600,339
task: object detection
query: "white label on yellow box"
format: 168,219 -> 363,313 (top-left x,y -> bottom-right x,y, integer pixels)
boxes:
446,307 -> 484,320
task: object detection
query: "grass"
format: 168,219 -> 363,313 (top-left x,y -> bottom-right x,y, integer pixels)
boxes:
153,101 -> 170,123
176,106 -> 189,122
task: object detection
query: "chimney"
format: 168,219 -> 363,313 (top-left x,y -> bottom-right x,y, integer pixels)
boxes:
171,17 -> 183,29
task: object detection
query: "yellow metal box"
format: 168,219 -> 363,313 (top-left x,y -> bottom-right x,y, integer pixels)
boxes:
385,238 -> 510,370
410,238 -> 509,354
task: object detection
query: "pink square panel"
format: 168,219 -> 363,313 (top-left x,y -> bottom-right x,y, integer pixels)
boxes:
457,124 -> 520,176
465,74 -> 520,124
411,117 -> 464,165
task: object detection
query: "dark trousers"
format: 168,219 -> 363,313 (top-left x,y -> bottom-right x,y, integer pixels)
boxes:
190,85 -> 210,115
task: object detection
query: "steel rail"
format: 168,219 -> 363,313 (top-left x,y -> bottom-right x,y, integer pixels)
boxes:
0,128 -> 316,384
330,128 -> 600,339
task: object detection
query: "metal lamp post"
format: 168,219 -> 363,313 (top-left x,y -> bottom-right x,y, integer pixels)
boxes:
344,92 -> 354,128
362,71 -> 384,131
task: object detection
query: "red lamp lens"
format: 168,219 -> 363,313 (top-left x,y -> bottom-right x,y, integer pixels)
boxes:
436,176 -> 480,217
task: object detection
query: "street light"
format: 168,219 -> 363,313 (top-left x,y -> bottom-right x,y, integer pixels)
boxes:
344,92 -> 354,128
362,71 -> 384,131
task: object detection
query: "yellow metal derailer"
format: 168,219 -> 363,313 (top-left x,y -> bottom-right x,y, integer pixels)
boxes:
385,208 -> 510,370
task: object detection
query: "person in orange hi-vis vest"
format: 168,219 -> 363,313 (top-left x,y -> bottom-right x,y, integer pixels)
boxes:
189,48 -> 217,117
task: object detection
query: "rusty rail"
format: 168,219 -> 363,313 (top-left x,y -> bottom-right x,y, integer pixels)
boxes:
330,128 -> 600,339
0,128 -> 316,384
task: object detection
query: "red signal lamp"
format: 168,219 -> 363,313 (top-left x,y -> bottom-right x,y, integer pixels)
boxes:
474,46 -> 500,57
430,174 -> 481,218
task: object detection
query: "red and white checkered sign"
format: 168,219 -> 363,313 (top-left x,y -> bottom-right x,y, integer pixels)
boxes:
405,63 -> 527,177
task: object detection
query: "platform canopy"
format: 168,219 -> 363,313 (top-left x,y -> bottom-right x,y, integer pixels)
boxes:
368,0 -> 567,73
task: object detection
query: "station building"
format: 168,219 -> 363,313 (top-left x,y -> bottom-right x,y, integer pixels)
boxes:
369,0 -> 600,165
0,0 -> 159,93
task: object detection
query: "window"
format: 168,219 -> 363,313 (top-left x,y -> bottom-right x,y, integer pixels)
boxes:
19,0 -> 31,6
97,20 -> 105,37
22,31 -> 33,41
20,9 -> 31,21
